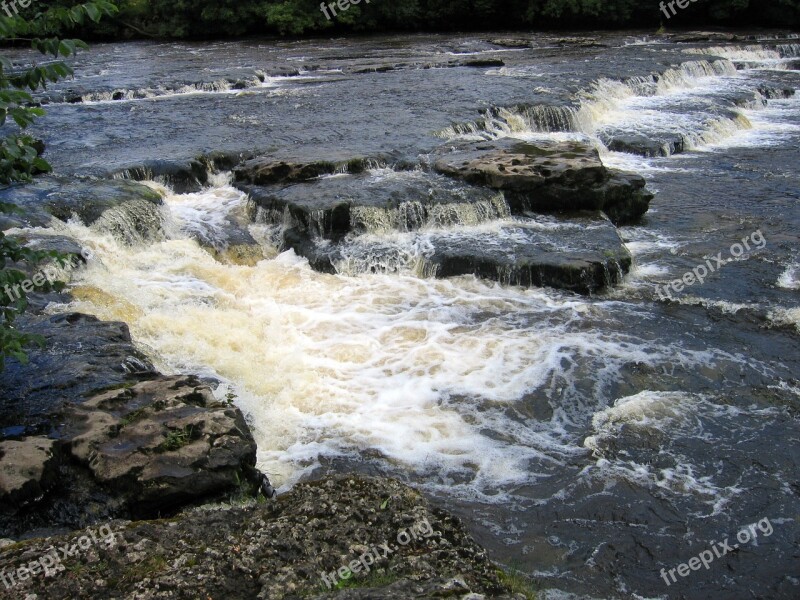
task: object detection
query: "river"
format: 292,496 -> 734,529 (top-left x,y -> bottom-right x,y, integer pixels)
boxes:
7,31 -> 800,599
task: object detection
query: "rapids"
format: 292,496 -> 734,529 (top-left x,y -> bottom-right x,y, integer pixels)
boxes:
4,31 -> 799,599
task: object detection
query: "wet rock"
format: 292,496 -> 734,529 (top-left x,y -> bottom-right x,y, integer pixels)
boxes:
0,476 -> 519,600
0,176 -> 163,230
113,159 -> 211,193
671,32 -> 738,43
601,133 -> 685,158
353,65 -> 397,74
463,59 -> 505,68
315,576 -> 523,599
234,155 -> 383,187
756,84 -> 796,99
242,171 -> 505,241
61,375 -> 257,517
0,313 -> 157,433
283,212 -> 631,295
434,139 -> 652,224
267,67 -> 301,77
0,438 -> 58,509
488,38 -> 533,49
114,151 -> 254,193
426,214 -> 632,295
9,234 -> 86,260
0,368 -> 260,537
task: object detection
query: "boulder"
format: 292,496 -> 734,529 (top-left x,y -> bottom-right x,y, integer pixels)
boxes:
434,139 -> 652,224
0,438 -> 58,509
62,375 -> 257,516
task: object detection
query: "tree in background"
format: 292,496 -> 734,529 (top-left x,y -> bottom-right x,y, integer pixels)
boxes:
37,0 -> 800,38
0,1 -> 116,370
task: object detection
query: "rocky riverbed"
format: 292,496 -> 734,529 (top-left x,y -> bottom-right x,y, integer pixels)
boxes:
2,30 -> 800,600
0,476 -> 528,599
0,150 -> 575,597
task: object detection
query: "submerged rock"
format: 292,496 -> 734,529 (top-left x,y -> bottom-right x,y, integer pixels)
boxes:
0,476 -> 526,599
433,139 -> 652,224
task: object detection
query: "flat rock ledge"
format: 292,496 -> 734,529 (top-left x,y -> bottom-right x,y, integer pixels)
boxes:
433,139 -> 652,225
0,176 -> 164,240
0,374 -> 260,537
63,375 -> 258,517
285,211 -> 632,295
0,476 -> 528,600
0,439 -> 58,510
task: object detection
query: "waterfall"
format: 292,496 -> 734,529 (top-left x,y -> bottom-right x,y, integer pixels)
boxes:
350,193 -> 510,234
437,59 -> 741,140
91,198 -> 168,245
435,57 -> 761,156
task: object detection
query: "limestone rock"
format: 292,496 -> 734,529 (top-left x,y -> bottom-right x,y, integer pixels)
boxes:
0,438 -> 58,508
0,176 -> 163,230
0,476 -> 528,599
63,375 -> 257,516
0,312 -> 156,434
234,156 -> 376,186
434,139 -> 652,224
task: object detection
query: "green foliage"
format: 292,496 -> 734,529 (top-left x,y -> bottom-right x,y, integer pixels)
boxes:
40,0 -> 800,39
0,218 -> 69,370
0,1 -> 116,370
497,564 -> 537,599
157,425 -> 196,452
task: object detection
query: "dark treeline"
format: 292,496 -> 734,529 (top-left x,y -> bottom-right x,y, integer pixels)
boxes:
36,0 -> 800,39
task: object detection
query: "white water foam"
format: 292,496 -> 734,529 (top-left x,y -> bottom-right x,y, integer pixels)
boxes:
778,262 -> 800,290
583,391 -> 782,514
685,43 -> 800,70
28,183 -> 730,502
443,58 -> 756,155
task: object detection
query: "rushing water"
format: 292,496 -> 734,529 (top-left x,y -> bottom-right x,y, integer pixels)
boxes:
7,31 -> 800,599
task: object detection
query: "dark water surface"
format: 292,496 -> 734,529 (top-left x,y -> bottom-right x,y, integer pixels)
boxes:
7,31 -> 800,599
